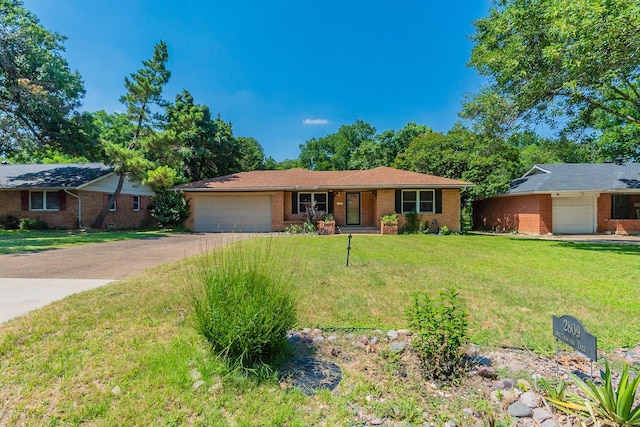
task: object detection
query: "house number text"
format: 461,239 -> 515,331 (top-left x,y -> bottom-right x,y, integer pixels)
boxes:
562,319 -> 581,338
552,314 -> 597,362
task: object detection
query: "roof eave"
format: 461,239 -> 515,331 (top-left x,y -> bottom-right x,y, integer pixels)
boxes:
176,183 -> 475,192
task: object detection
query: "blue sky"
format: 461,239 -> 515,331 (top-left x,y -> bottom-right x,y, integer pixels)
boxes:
24,1 -> 491,161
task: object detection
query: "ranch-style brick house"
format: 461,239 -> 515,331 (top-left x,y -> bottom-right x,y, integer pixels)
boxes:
0,163 -> 155,229
473,162 -> 640,235
175,166 -> 473,233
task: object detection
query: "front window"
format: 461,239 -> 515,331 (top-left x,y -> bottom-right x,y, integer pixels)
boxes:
108,194 -> 117,211
298,192 -> 328,214
612,194 -> 640,219
132,195 -> 140,211
402,190 -> 434,213
30,191 -> 59,211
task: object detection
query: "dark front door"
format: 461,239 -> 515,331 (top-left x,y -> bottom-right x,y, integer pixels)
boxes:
346,192 -> 360,225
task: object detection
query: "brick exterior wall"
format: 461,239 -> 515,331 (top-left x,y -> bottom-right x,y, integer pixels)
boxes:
271,191 -> 287,231
376,189 -> 396,222
185,188 -> 464,233
597,193 -> 610,233
376,188 -> 462,232
79,190 -> 153,229
473,194 -> 552,234
597,192 -> 640,234
0,189 -> 152,229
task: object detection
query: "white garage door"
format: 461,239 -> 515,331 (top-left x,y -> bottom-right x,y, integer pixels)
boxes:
195,195 -> 272,232
552,197 -> 595,234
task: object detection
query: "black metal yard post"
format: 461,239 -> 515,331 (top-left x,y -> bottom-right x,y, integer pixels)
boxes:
346,233 -> 352,266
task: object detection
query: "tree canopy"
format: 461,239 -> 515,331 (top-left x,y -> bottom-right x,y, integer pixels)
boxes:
470,0 -> 640,158
0,0 -> 84,156
298,120 -> 376,170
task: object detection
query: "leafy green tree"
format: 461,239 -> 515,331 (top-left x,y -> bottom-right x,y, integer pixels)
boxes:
299,119 -> 375,170
394,131 -> 469,179
470,0 -> 640,155
162,90 -> 240,181
263,157 -> 301,170
348,123 -> 430,169
382,122 -> 430,163
92,42 -> 171,228
508,131 -> 596,175
348,139 -> 385,169
583,107 -> 640,161
459,87 -> 519,140
236,136 -> 265,172
395,125 -> 519,202
0,0 -> 84,155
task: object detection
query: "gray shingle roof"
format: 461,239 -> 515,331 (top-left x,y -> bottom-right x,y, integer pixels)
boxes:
0,163 -> 112,189
506,163 -> 640,194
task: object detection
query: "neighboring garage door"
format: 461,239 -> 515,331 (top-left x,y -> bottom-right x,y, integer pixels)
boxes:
195,195 -> 272,232
552,197 -> 595,234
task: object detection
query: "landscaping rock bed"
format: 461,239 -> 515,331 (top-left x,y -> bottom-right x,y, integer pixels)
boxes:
283,328 -> 640,426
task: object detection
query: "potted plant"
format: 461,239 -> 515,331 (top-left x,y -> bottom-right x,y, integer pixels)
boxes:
380,213 -> 399,235
317,214 -> 336,235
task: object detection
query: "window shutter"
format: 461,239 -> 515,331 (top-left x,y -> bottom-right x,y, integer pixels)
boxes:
435,189 -> 442,214
103,193 -> 109,207
328,192 -> 334,214
58,190 -> 67,211
130,195 -> 134,210
21,191 -> 29,211
394,190 -> 401,213
291,192 -> 298,214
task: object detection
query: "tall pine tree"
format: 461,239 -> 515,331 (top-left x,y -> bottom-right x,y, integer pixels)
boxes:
92,41 -> 172,228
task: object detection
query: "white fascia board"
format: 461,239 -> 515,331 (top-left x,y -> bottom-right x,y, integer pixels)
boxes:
522,165 -> 551,178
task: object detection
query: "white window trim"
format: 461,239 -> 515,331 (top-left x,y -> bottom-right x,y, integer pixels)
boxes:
297,192 -> 328,214
401,189 -> 435,214
30,190 -> 59,211
132,195 -> 140,211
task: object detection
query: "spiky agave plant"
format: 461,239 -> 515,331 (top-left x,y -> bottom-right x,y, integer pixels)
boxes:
547,360 -> 640,426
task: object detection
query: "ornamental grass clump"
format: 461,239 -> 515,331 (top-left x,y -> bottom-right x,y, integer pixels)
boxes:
407,289 -> 468,380
190,241 -> 297,372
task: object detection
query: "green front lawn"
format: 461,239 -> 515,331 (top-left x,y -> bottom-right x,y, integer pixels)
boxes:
0,229 -> 168,254
1,234 -> 638,425
288,234 -> 640,350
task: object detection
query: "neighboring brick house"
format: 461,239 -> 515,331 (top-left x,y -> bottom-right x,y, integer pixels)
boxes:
175,166 -> 473,233
473,162 -> 640,235
0,163 -> 155,229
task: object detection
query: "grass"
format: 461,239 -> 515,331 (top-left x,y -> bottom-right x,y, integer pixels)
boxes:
287,234 -> 639,351
0,234 -> 638,425
0,229 -> 168,254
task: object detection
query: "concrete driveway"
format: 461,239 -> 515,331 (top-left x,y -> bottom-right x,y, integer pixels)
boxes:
0,233 -> 254,323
